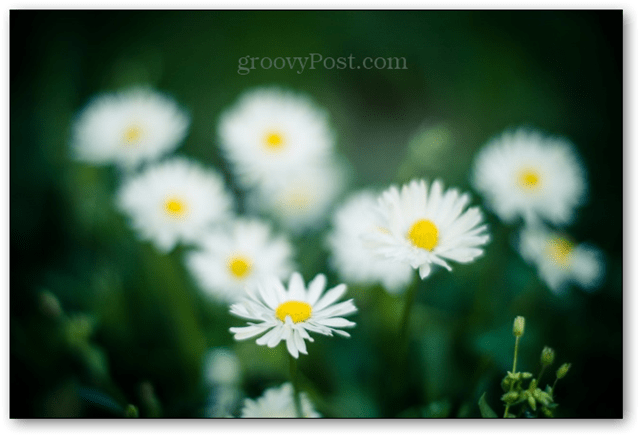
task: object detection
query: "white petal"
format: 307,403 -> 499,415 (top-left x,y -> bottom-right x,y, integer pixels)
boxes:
313,283 -> 347,312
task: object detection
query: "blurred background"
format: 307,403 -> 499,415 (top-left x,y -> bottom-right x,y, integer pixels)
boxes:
10,11 -> 621,418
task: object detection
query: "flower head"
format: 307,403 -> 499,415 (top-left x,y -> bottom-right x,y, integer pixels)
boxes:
326,190 -> 414,293
364,179 -> 490,279
241,382 -> 321,418
218,87 -> 335,189
471,129 -> 587,226
246,158 -> 347,234
229,272 -> 357,359
116,157 -> 234,252
71,87 -> 190,169
185,218 -> 295,303
518,225 -> 605,294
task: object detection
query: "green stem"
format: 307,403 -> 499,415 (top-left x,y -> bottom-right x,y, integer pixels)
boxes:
289,353 -> 303,418
398,277 -> 419,359
503,336 -> 521,418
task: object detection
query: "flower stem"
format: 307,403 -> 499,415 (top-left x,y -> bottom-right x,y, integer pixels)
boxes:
289,353 -> 303,418
503,336 -> 521,418
398,277 -> 419,363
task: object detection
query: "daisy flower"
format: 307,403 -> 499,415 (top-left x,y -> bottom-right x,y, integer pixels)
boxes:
185,218 -> 295,303
203,347 -> 242,418
240,382 -> 321,418
470,128 -> 587,226
364,179 -> 490,279
71,87 -> 190,169
217,87 -> 335,188
246,158 -> 347,234
518,225 -> 605,294
229,272 -> 357,359
326,190 -> 414,294
116,157 -> 234,253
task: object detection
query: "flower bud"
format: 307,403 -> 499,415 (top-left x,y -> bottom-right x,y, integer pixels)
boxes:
556,363 -> 571,379
501,391 -> 520,404
513,316 -> 525,337
540,346 -> 555,367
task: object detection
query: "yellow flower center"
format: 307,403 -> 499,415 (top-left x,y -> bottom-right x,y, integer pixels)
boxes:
546,236 -> 574,267
164,197 -> 187,218
518,168 -> 541,190
264,131 -> 286,151
227,255 -> 252,279
275,301 -> 312,323
407,219 -> 439,251
123,124 -> 143,145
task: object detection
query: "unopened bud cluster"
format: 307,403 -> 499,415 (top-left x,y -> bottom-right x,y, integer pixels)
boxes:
499,316 -> 572,418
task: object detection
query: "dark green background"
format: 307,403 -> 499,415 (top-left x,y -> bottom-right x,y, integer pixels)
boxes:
10,11 -> 622,418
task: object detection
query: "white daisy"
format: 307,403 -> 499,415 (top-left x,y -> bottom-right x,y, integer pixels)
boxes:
240,382 -> 321,418
217,87 -> 335,189
363,179 -> 490,279
245,158 -> 347,234
470,128 -> 587,226
116,157 -> 234,253
229,272 -> 357,359
203,347 -> 241,387
71,87 -> 190,169
326,190 -> 414,294
518,225 -> 605,294
185,218 -> 295,303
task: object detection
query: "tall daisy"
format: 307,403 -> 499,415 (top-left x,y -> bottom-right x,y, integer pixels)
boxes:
229,272 -> 357,359
518,225 -> 605,294
470,128 -> 587,226
71,87 -> 190,169
116,157 -> 234,253
326,190 -> 414,294
185,218 -> 295,303
364,179 -> 490,279
246,158 -> 347,234
217,87 -> 335,189
240,383 -> 321,418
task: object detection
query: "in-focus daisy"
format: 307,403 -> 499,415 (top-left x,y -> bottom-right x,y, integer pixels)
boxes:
246,158 -> 347,234
71,87 -> 190,169
470,128 -> 587,226
241,382 -> 321,418
518,225 -> 605,294
185,218 -> 295,303
116,157 -> 234,253
218,87 -> 335,188
364,179 -> 490,279
229,272 -> 357,359
326,190 -> 414,294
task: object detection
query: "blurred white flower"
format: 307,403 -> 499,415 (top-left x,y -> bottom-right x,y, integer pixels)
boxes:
518,225 -> 605,294
326,190 -> 414,294
471,128 -> 587,226
246,158 -> 346,234
185,218 -> 295,303
229,272 -> 357,359
203,347 -> 242,418
71,87 -> 190,169
241,383 -> 321,418
218,87 -> 335,189
203,347 -> 241,387
116,157 -> 234,253
364,179 -> 490,279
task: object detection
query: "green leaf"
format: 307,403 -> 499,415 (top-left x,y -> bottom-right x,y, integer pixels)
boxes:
478,392 -> 498,418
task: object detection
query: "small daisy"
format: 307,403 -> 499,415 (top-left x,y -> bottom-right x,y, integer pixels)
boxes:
217,87 -> 335,188
185,218 -> 295,303
518,225 -> 605,294
71,87 -> 190,169
364,179 -> 490,279
240,382 -> 321,418
229,272 -> 357,359
326,190 -> 414,294
116,157 -> 234,253
470,128 -> 587,226
246,158 -> 347,234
